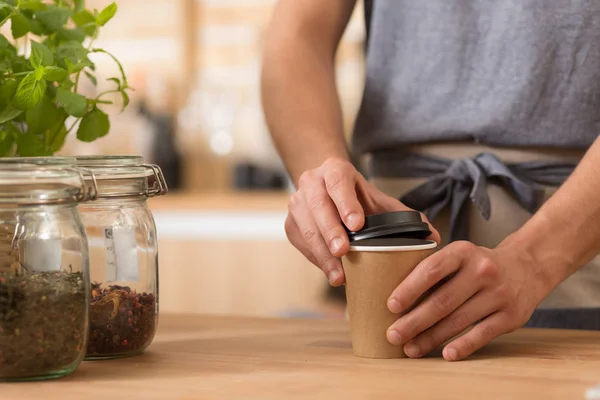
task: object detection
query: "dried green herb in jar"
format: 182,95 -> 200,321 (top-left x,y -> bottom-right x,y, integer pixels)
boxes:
87,283 -> 156,358
0,271 -> 87,380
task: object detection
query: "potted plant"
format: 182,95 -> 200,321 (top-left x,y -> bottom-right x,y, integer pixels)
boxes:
0,0 -> 131,156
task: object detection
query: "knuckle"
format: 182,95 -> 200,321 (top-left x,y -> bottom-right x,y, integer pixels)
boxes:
302,228 -> 319,245
307,194 -> 327,213
325,169 -> 346,193
423,261 -> 443,282
432,290 -> 454,312
298,170 -> 316,187
450,310 -> 472,333
425,332 -> 440,352
479,322 -> 498,341
475,257 -> 499,280
288,192 -> 300,209
318,254 -> 339,272
322,222 -> 342,240
306,253 -> 318,267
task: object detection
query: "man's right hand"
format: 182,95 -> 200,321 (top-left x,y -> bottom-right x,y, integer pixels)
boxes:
285,157 -> 440,286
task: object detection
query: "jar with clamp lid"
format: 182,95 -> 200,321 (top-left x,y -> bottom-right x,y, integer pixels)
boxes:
0,157 -> 97,381
75,156 -> 168,360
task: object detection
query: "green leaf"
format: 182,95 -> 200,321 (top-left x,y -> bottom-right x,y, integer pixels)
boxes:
84,70 -> 97,86
0,34 -> 9,49
30,40 -> 54,68
47,108 -> 68,152
56,87 -> 86,117
57,40 -> 86,66
13,73 -> 46,110
60,79 -> 74,90
72,9 -> 96,36
25,95 -> 57,134
34,66 -> 43,80
92,48 -> 127,85
74,0 -> 85,13
96,2 -> 116,26
27,16 -> 44,35
0,130 -> 16,157
77,106 -> 109,142
45,82 -> 56,98
36,6 -> 71,31
0,79 -> 18,105
0,4 -> 14,26
12,61 -> 30,74
0,105 -> 23,123
19,0 -> 46,11
17,131 -> 46,156
72,9 -> 94,25
11,13 -> 30,39
57,27 -> 86,42
107,77 -> 120,90
120,90 -> 130,111
43,66 -> 68,81
67,59 -> 92,73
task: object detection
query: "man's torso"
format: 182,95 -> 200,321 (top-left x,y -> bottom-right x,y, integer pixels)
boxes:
354,0 -> 600,154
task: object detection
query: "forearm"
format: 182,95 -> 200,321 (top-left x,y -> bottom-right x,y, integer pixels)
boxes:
502,137 -> 600,291
261,0 -> 355,185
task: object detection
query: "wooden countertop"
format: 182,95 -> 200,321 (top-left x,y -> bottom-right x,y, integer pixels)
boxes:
6,315 -> 600,399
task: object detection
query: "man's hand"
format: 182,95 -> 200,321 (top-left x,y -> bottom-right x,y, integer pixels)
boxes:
286,157 -> 440,287
386,240 -> 551,361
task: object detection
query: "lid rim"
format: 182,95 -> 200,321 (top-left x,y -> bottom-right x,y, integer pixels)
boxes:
349,240 -> 438,252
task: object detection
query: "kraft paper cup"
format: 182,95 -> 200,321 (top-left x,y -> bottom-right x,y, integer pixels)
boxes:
343,238 -> 438,359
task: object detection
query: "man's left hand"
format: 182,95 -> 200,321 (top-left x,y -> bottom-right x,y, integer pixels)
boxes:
386,240 -> 551,361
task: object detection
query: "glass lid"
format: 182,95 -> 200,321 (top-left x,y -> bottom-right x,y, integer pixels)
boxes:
0,156 -> 77,167
0,157 -> 97,205
74,155 -> 168,198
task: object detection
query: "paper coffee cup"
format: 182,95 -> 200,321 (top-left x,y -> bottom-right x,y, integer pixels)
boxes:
343,238 -> 437,359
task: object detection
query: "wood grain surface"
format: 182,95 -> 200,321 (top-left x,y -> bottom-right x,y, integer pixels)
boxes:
4,315 -> 600,399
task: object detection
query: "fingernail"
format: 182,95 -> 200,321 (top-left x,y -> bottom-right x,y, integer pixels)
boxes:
346,213 -> 360,230
388,297 -> 402,313
328,269 -> 343,286
387,329 -> 403,345
404,342 -> 420,358
444,347 -> 458,361
330,237 -> 344,254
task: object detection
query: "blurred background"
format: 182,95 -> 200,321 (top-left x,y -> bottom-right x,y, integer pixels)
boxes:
59,0 -> 367,320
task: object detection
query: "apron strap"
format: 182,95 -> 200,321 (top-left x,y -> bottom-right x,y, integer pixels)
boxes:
370,151 -> 578,242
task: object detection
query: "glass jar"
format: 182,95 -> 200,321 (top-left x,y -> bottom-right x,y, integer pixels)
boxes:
75,156 -> 167,360
0,157 -> 97,381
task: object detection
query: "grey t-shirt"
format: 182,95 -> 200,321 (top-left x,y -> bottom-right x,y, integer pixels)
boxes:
353,0 -> 600,155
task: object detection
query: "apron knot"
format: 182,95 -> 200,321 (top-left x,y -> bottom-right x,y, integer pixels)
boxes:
370,151 -> 576,243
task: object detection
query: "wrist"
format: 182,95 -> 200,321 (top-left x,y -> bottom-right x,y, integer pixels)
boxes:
288,147 -> 351,186
497,213 -> 575,303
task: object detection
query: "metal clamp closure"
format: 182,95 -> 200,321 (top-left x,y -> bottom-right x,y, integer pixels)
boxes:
143,164 -> 169,197
74,168 -> 99,202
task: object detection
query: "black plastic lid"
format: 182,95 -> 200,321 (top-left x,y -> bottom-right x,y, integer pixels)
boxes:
346,211 -> 431,242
